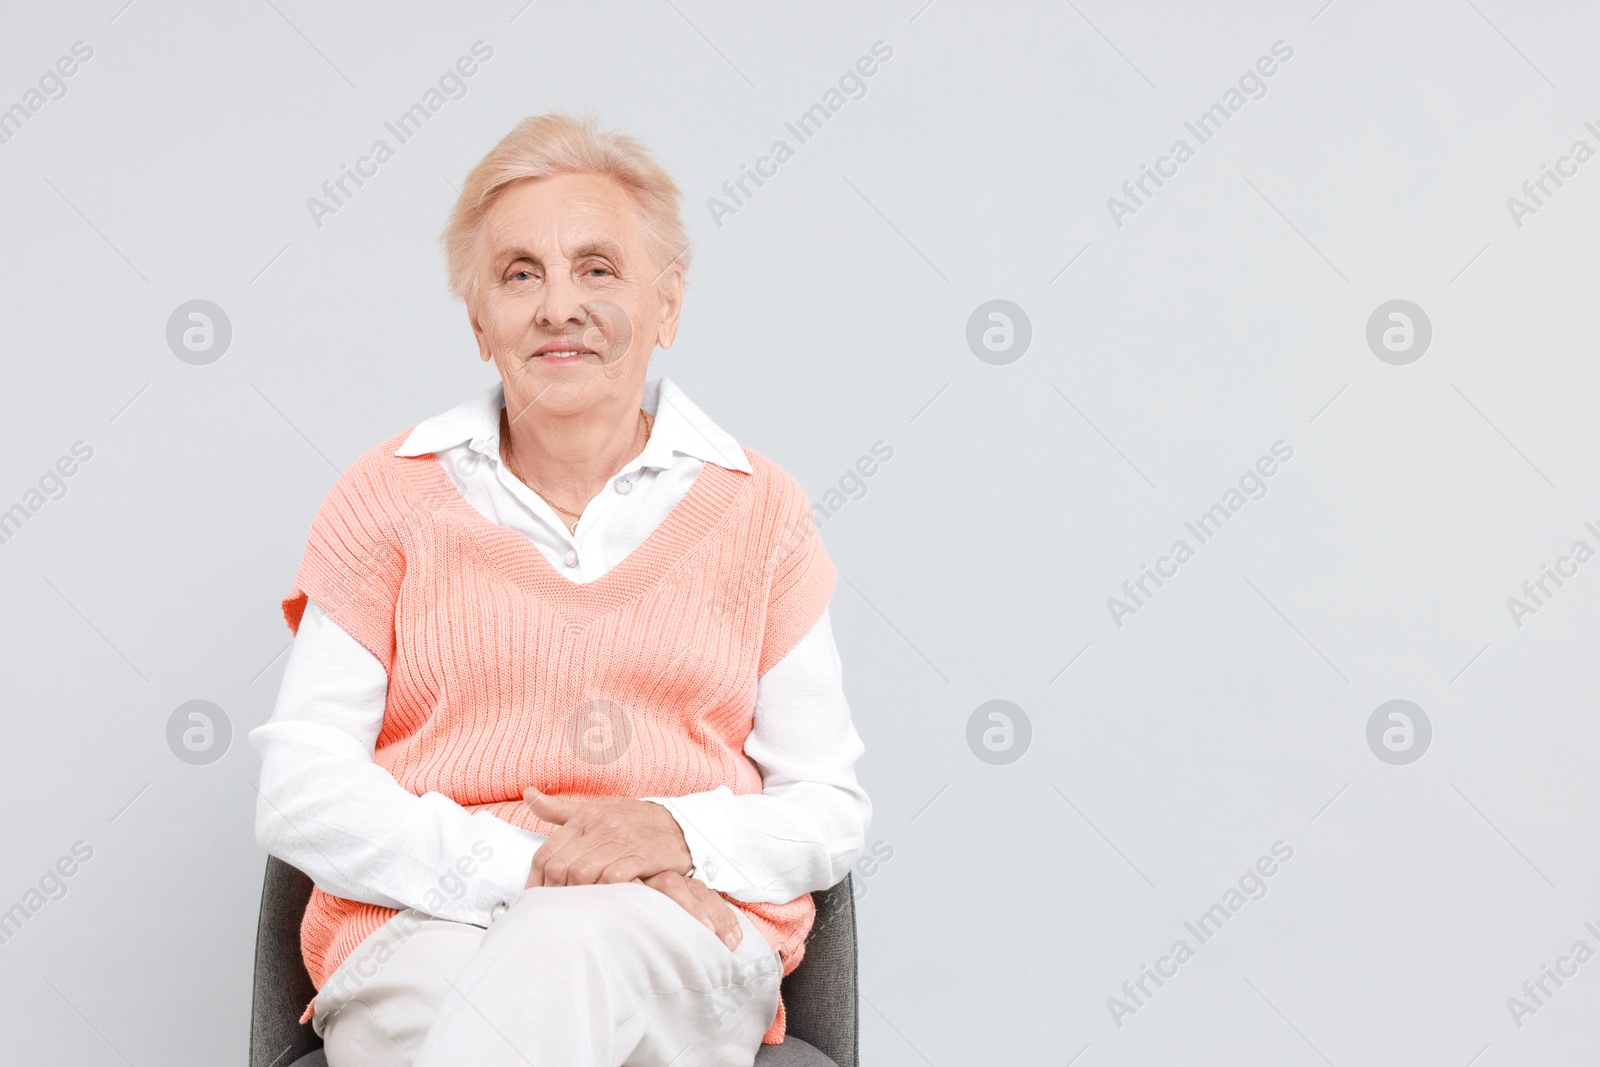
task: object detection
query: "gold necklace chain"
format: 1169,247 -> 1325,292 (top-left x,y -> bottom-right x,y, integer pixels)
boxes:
499,408 -> 654,536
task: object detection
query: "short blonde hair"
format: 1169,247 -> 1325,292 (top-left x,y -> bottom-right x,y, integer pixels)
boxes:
441,113 -> 691,303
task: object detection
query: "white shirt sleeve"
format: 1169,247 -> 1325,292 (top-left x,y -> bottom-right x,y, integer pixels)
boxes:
643,604 -> 872,904
249,598 -> 544,926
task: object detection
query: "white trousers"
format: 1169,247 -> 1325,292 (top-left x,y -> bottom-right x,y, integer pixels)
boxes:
312,882 -> 782,1067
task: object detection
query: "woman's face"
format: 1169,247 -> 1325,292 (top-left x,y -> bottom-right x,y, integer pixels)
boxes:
468,171 -> 682,419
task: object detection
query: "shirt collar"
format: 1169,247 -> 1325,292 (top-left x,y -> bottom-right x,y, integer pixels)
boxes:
394,375 -> 752,475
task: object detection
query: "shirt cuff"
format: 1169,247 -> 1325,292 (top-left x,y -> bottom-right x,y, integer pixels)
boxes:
447,813 -> 544,925
641,788 -> 737,889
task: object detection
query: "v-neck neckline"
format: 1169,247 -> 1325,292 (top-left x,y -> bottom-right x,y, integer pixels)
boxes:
410,446 -> 752,622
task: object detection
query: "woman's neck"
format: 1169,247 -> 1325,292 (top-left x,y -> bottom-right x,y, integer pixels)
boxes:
499,394 -> 650,506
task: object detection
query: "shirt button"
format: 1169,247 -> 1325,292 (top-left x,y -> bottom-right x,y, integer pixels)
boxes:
614,476 -> 633,494
703,859 -> 718,880
564,549 -> 578,568
489,903 -> 508,922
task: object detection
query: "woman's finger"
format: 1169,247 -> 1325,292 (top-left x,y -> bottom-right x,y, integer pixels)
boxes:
688,878 -> 743,950
595,850 -> 654,885
555,837 -> 623,886
644,872 -> 740,951
530,825 -> 588,886
643,871 -> 721,941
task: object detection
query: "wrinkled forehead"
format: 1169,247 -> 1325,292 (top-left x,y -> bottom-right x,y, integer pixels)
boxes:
480,173 -> 646,262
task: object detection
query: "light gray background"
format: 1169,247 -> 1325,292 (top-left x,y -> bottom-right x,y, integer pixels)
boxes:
2,1 -> 1597,1063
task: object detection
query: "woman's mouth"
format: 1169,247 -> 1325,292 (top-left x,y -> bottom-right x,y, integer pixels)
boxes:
533,343 -> 597,365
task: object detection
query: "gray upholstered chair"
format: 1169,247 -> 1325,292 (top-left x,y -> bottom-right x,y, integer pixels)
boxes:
250,856 -> 858,1067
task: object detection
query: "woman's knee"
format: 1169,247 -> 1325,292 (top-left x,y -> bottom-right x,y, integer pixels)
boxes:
322,999 -> 415,1067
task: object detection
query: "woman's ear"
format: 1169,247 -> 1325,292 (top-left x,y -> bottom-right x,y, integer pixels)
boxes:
467,301 -> 492,362
655,268 -> 685,351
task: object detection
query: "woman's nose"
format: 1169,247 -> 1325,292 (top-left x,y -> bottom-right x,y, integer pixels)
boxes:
533,274 -> 588,331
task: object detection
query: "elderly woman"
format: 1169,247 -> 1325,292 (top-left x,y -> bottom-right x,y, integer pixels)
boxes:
250,114 -> 870,1067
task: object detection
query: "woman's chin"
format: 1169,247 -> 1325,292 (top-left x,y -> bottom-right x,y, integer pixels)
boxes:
508,370 -> 607,413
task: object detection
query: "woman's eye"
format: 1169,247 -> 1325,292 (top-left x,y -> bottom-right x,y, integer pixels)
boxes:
511,270 -> 534,281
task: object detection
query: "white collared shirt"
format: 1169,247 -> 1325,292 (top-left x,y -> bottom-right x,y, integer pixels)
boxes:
392,376 -> 756,582
251,376 -> 871,921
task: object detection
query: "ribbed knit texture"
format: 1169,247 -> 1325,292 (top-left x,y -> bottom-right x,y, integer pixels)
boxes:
278,428 -> 836,1046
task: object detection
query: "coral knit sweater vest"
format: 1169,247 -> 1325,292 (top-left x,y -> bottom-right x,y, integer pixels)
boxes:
278,428 -> 836,1046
